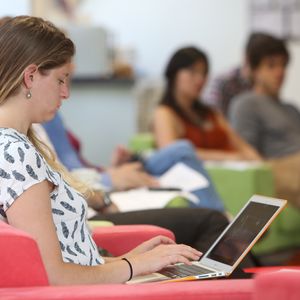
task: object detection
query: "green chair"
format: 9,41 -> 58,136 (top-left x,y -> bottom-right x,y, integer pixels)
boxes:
165,196 -> 190,208
128,133 -> 156,153
206,165 -> 274,215
88,220 -> 114,230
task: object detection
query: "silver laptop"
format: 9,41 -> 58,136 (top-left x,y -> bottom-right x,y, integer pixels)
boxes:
129,195 -> 287,284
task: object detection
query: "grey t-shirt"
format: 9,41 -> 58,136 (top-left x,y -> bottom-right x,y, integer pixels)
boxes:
229,92 -> 300,158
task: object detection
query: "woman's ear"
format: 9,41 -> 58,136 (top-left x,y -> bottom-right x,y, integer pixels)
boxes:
23,64 -> 38,89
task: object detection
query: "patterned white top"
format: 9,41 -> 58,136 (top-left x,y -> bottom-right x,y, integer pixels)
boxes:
0,128 -> 103,266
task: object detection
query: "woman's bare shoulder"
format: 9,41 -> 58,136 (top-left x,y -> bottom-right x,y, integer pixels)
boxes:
154,105 -> 178,119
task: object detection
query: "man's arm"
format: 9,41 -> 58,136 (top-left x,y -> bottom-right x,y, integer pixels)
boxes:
229,97 -> 262,152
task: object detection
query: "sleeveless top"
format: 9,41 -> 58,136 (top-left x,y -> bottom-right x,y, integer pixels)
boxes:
182,112 -> 233,151
0,128 -> 103,266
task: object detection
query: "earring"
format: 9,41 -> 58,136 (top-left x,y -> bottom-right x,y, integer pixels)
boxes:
26,90 -> 32,99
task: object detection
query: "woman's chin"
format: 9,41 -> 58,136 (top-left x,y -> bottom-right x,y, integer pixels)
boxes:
41,111 -> 57,123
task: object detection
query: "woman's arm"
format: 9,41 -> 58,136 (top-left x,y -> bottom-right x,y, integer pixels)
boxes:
196,113 -> 262,161
6,180 -> 200,285
153,106 -> 182,148
6,180 -> 131,285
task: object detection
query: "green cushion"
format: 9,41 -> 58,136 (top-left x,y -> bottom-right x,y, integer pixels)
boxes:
128,133 -> 155,152
88,220 -> 114,229
165,196 -> 190,208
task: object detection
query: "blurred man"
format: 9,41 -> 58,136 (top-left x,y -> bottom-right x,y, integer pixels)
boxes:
229,33 -> 300,208
204,33 -> 271,117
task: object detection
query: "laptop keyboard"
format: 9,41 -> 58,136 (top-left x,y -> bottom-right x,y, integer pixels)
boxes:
159,264 -> 215,278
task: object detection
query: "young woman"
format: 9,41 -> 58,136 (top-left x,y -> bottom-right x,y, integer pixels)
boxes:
0,16 -> 203,285
153,47 -> 261,161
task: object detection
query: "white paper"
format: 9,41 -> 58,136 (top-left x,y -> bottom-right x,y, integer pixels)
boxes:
158,162 -> 209,191
108,163 -> 207,212
204,160 -> 263,171
110,187 -> 200,212
110,188 -> 181,212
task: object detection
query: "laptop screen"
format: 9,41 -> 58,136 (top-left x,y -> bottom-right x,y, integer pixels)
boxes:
206,201 -> 279,266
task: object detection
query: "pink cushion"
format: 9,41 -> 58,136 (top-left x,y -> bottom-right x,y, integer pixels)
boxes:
244,266 -> 300,274
92,224 -> 175,256
0,221 -> 49,287
0,279 -> 253,300
254,269 -> 300,300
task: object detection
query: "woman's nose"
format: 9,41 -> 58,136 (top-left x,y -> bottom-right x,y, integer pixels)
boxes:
61,85 -> 70,100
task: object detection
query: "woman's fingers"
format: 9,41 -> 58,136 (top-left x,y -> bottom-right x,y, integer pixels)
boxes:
151,235 -> 176,246
179,247 -> 202,261
136,172 -> 159,187
167,254 -> 192,266
168,244 -> 202,260
140,236 -> 175,252
155,244 -> 202,263
131,243 -> 202,276
126,235 -> 176,258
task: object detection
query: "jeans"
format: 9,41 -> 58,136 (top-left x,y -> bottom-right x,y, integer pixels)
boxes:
143,140 -> 225,212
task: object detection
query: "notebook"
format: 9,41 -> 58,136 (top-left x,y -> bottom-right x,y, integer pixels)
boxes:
129,195 -> 287,284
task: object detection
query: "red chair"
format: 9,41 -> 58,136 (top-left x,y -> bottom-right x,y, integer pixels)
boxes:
1,220 -> 299,300
92,224 -> 175,256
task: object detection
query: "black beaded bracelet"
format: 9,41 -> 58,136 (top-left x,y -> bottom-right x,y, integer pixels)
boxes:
122,257 -> 133,281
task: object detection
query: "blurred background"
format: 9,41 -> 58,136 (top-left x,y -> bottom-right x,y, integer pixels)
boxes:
2,0 -> 299,165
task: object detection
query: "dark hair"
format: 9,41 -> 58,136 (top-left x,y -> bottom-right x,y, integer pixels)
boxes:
161,46 -> 211,122
246,32 -> 290,70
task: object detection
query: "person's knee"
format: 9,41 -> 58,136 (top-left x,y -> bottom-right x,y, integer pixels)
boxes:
144,139 -> 202,175
166,140 -> 197,159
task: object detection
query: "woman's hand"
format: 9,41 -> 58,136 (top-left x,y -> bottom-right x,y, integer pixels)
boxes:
110,145 -> 133,167
125,235 -> 175,258
129,243 -> 202,276
101,202 -> 120,214
108,162 -> 159,190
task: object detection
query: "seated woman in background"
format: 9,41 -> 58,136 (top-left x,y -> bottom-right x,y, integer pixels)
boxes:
153,46 -> 261,161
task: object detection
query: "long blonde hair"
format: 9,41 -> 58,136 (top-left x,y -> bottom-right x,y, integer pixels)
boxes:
0,16 -> 92,196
